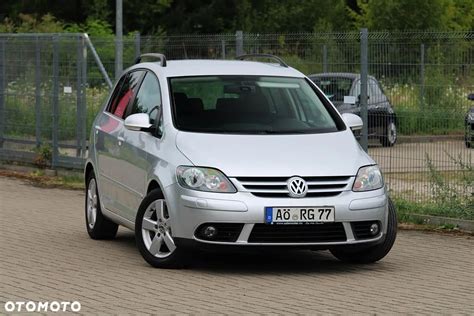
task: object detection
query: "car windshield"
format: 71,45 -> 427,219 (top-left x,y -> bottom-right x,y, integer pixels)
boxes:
311,77 -> 353,102
169,76 -> 341,134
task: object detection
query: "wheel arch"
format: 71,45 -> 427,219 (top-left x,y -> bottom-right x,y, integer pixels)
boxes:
147,178 -> 164,195
84,161 -> 95,184
388,112 -> 397,124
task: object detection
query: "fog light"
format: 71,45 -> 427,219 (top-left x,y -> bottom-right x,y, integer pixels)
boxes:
369,223 -> 380,236
203,226 -> 217,239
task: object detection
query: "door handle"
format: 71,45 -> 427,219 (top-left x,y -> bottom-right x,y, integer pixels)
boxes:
117,136 -> 125,146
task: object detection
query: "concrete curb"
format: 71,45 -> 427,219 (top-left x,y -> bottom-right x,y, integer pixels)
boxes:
407,213 -> 474,232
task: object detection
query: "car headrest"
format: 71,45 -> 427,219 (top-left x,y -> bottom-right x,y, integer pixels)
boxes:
238,94 -> 270,113
173,92 -> 188,106
216,98 -> 240,112
188,98 -> 204,112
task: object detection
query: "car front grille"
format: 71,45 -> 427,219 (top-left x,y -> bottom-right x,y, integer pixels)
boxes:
248,223 -> 347,243
234,176 -> 352,198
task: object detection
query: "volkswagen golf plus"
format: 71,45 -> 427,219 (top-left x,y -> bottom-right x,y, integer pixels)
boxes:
84,53 -> 397,268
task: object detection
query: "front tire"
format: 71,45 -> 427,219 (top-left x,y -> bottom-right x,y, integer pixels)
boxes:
330,198 -> 397,263
135,189 -> 187,268
380,120 -> 397,147
85,173 -> 118,239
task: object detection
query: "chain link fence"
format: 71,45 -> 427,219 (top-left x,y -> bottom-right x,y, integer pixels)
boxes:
0,31 -> 472,212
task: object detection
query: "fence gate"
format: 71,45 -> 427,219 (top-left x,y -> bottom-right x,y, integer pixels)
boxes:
0,33 -> 110,169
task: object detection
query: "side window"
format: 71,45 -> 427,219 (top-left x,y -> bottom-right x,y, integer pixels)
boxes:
353,80 -> 360,98
353,79 -> 381,102
370,78 -> 385,103
128,72 -> 161,124
106,76 -> 126,115
368,78 -> 377,101
107,71 -> 144,119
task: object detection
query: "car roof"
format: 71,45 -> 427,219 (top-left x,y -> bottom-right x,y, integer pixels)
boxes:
308,72 -> 376,80
133,59 -> 306,78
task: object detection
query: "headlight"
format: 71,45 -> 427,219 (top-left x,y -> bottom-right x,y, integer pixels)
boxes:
176,166 -> 236,193
468,112 -> 474,121
353,165 -> 384,192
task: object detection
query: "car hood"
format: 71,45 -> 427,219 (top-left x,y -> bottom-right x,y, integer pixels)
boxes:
175,130 -> 374,177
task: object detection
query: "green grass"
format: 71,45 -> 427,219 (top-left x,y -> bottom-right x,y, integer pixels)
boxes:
384,82 -> 471,135
4,85 -> 107,140
394,197 -> 474,221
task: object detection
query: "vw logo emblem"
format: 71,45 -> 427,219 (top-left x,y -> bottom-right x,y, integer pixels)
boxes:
287,176 -> 308,198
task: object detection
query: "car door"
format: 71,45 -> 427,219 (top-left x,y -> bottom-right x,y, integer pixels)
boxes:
116,71 -> 163,221
95,70 -> 144,214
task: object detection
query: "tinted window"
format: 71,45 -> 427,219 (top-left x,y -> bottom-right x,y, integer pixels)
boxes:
369,78 -> 385,103
170,76 -> 341,134
312,77 -> 353,102
107,71 -> 144,119
129,72 -> 161,124
353,79 -> 360,98
368,79 -> 376,100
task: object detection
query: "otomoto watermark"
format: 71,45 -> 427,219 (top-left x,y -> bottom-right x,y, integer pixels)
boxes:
4,301 -> 81,313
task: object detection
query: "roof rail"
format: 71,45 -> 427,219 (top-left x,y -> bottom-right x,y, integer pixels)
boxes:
236,54 -> 288,68
134,53 -> 167,67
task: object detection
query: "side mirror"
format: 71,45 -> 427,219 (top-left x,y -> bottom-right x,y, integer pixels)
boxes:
124,113 -> 152,131
342,113 -> 363,131
468,93 -> 474,101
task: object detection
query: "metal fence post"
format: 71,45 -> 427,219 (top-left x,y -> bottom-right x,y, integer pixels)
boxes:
420,43 -> 425,109
323,45 -> 328,72
81,35 -> 87,157
236,30 -> 243,56
115,0 -> 123,80
84,34 -> 112,89
134,32 -> 141,61
35,37 -> 42,148
76,36 -> 83,157
221,40 -> 226,59
51,36 -> 59,168
0,37 -> 5,149
360,28 -> 369,152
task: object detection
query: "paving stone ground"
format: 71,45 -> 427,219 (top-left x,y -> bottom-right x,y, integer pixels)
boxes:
1,176 -> 473,315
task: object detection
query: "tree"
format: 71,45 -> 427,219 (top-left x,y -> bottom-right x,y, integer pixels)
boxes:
350,0 -> 474,30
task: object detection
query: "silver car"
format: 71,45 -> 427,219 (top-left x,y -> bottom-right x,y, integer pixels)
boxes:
84,54 -> 397,268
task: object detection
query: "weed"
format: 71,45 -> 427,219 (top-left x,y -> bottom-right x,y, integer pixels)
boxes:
33,145 -> 52,168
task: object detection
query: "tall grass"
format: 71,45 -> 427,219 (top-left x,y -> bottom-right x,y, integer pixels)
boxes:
394,153 -> 473,220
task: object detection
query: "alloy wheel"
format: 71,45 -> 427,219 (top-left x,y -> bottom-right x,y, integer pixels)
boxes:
387,122 -> 397,144
86,178 -> 98,229
141,199 -> 176,258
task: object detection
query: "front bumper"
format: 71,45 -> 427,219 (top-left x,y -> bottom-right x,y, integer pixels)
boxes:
164,183 -> 388,247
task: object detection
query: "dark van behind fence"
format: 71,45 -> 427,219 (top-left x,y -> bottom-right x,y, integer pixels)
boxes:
0,30 -> 472,217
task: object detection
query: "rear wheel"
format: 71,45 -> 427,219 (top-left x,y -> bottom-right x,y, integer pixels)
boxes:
135,189 -> 187,268
85,173 -> 118,239
330,198 -> 397,263
380,120 -> 397,147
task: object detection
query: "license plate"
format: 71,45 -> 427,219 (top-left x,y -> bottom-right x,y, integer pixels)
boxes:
265,207 -> 335,224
